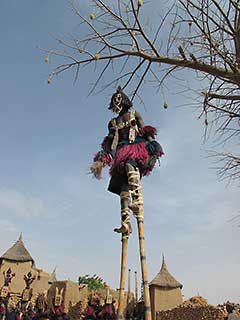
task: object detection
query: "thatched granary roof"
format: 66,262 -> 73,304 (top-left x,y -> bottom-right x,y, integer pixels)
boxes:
48,267 -> 57,284
149,255 -> 183,289
0,234 -> 35,266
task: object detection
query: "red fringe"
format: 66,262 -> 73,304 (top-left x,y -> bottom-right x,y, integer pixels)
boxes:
140,125 -> 157,138
110,142 -> 149,172
94,152 -> 112,166
103,153 -> 112,165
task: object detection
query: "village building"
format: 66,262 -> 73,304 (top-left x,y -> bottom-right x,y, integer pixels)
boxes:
0,235 -> 141,316
47,281 -> 130,313
47,280 -> 89,312
149,255 -> 183,319
0,234 -> 54,299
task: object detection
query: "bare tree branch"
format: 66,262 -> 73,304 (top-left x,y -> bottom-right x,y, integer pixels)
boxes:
44,0 -> 240,182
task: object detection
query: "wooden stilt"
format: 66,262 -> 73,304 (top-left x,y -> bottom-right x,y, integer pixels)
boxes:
137,212 -> 152,320
127,268 -> 131,306
126,166 -> 152,320
125,268 -> 131,318
134,271 -> 138,305
116,165 -> 152,319
117,236 -> 128,320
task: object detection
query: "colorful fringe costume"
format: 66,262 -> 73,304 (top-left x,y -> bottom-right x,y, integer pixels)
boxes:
94,111 -> 164,196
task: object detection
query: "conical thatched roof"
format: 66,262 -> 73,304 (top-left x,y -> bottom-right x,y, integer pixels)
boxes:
0,234 -> 35,266
149,255 -> 183,289
48,267 -> 57,284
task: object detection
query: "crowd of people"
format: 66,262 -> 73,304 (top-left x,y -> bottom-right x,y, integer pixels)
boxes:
0,295 -> 118,320
0,298 -> 70,320
81,298 -> 116,320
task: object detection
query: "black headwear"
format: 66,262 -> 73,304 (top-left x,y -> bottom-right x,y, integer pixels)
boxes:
108,86 -> 133,110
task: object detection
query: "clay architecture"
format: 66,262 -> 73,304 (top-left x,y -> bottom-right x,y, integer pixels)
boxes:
149,256 -> 183,319
0,235 -> 133,314
1,235 -> 185,318
0,234 -> 55,299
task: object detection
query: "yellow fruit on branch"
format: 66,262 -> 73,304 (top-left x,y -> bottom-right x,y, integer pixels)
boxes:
44,57 -> 49,63
47,79 -> 52,84
94,53 -> 100,60
89,13 -> 96,20
137,0 -> 143,7
163,101 -> 168,109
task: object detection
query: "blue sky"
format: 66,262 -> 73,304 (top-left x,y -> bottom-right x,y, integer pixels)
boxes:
0,0 -> 239,305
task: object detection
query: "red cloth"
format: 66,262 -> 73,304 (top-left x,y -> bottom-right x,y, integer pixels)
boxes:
54,305 -> 64,314
102,305 -> 113,316
98,304 -> 114,318
82,306 -> 96,317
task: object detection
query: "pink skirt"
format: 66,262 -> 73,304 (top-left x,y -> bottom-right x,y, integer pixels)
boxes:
110,141 -> 149,174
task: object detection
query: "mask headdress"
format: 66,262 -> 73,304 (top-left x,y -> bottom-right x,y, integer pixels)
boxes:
109,86 -> 133,114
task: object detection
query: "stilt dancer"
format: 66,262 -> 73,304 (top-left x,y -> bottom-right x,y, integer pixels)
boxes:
91,86 -> 164,320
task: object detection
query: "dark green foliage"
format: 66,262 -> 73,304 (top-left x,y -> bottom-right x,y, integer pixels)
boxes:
78,274 -> 105,291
